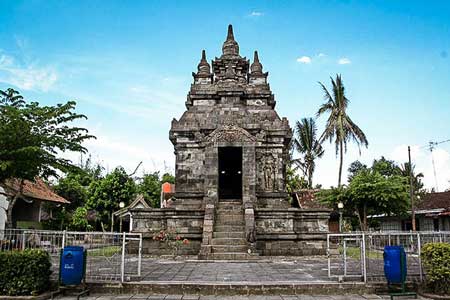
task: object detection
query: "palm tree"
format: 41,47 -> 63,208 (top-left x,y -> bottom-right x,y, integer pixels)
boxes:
0,88 -> 24,107
293,118 -> 324,188
400,162 -> 424,192
317,74 -> 368,187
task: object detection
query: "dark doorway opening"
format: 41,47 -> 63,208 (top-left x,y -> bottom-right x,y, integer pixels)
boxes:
218,147 -> 242,200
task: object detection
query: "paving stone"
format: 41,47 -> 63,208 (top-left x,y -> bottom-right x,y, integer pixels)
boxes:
183,296 -> 200,300
362,295 -> 382,299
132,295 -> 150,299
165,295 -> 183,300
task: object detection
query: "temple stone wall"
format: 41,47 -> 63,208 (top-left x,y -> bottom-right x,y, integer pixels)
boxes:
132,209 -> 204,255
130,25 -> 330,258
255,209 -> 330,255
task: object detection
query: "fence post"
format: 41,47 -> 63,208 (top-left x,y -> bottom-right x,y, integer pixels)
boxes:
343,239 -> 347,277
62,230 -> 66,249
417,232 -> 423,282
121,232 -> 126,283
327,234 -> 331,279
21,231 -> 26,250
138,233 -> 142,277
362,233 -> 367,283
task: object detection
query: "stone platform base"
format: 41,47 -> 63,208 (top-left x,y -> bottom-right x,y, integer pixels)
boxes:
130,206 -> 331,258
87,281 -> 386,296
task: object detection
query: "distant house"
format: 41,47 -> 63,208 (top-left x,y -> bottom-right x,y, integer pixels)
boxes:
113,194 -> 150,232
373,191 -> 450,232
0,178 -> 70,230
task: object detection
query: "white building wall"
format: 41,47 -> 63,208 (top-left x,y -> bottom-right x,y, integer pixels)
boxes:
0,187 -> 9,233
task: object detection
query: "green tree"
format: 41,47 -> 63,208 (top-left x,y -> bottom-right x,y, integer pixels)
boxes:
138,172 -> 162,208
293,118 -> 324,188
317,75 -> 368,186
371,156 -> 401,177
318,170 -> 409,231
0,88 -> 94,227
86,167 -> 136,231
347,160 -> 368,182
347,170 -> 409,230
285,166 -> 308,196
161,173 -> 175,184
70,207 -> 92,231
43,157 -> 104,230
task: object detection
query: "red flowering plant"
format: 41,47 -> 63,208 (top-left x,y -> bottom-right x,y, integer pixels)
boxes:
153,228 -> 189,256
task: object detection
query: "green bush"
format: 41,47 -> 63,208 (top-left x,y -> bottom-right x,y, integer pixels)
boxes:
421,242 -> 450,295
0,249 -> 52,296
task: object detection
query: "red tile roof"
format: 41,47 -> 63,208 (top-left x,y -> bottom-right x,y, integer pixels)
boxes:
294,189 -> 328,209
417,191 -> 450,211
2,178 -> 70,204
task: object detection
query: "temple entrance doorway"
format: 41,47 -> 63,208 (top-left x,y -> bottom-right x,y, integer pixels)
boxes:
218,147 -> 242,200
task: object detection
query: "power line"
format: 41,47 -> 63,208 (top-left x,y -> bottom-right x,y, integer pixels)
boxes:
426,139 -> 450,192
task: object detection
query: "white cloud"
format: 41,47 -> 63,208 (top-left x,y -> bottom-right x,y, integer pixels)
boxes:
338,57 -> 351,65
249,11 -> 264,17
62,125 -> 175,178
317,53 -> 327,58
0,51 -> 57,91
296,56 -> 312,64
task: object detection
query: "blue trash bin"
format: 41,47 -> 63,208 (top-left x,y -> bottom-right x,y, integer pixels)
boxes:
60,246 -> 86,285
384,246 -> 407,284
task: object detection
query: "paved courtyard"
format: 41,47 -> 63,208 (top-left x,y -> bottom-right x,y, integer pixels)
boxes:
139,258 -> 331,283
56,294 -> 428,300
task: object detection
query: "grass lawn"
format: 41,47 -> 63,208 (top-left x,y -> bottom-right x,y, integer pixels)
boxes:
88,245 -> 121,257
339,246 -> 381,260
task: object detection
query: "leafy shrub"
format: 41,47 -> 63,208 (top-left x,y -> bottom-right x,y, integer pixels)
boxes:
421,242 -> 450,295
153,228 -> 189,255
0,249 -> 52,296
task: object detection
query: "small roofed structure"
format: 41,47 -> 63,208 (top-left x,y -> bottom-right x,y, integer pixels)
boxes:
112,194 -> 150,232
0,178 -> 69,229
373,191 -> 450,231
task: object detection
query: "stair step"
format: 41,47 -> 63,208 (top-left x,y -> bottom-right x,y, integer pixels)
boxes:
211,238 -> 247,245
214,225 -> 245,232
215,220 -> 245,226
213,232 -> 245,239
212,245 -> 249,253
208,252 -> 259,260
217,203 -> 242,209
216,213 -> 244,221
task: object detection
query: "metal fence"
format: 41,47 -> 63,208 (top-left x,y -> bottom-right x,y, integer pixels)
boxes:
327,231 -> 450,283
0,229 -> 142,283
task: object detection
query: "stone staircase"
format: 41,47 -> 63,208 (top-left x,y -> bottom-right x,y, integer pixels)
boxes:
209,201 -> 258,260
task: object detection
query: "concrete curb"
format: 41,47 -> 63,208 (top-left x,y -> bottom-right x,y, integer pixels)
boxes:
0,291 -> 54,300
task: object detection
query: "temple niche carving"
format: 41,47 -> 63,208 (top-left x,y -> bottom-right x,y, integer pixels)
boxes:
131,25 -> 330,259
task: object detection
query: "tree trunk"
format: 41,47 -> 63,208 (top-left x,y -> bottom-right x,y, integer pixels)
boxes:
5,179 -> 24,228
308,164 -> 313,189
356,209 -> 363,231
338,140 -> 344,187
363,203 -> 367,231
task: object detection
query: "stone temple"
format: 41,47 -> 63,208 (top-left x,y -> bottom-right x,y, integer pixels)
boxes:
131,25 -> 329,259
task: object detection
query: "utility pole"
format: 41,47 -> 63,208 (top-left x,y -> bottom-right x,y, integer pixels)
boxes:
408,146 -> 416,231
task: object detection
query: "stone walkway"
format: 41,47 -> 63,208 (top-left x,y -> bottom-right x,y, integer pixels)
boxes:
56,294 -> 428,300
139,258 -> 331,282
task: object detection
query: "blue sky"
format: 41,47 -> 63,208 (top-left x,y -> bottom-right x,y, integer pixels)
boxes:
1,0 -> 450,190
